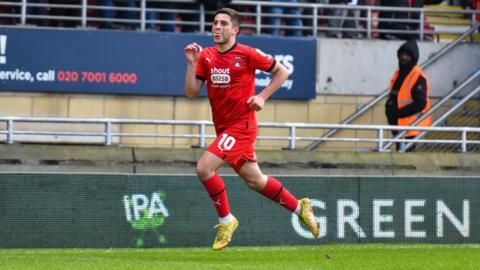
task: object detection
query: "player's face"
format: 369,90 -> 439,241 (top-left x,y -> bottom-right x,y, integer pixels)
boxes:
212,13 -> 239,45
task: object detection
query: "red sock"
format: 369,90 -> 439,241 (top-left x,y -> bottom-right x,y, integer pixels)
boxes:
202,173 -> 231,218
260,176 -> 298,212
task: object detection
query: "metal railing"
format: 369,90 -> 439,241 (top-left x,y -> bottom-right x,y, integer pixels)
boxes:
0,117 -> 479,152
0,0 -> 478,40
401,76 -> 480,152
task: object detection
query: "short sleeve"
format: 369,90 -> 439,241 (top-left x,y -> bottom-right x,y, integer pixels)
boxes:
248,47 -> 276,73
196,52 -> 206,81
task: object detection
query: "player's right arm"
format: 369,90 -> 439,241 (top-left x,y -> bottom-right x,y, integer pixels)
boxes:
184,42 -> 204,98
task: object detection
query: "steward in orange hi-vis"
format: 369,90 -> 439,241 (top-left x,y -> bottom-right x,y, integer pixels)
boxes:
390,65 -> 432,137
385,39 -> 432,140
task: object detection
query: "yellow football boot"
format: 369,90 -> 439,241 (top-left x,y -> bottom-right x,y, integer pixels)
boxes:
212,216 -> 239,250
299,198 -> 319,238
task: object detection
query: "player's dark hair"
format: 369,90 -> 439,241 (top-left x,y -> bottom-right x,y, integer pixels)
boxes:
214,8 -> 242,27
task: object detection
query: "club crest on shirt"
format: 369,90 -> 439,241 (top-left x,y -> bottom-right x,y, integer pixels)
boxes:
233,56 -> 242,68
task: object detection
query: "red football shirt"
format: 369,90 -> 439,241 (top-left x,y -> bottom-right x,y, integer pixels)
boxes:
196,42 -> 276,131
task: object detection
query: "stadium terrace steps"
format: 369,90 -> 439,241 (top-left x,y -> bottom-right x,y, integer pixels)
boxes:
446,116 -> 480,126
424,5 -> 475,42
425,132 -> 480,140
463,99 -> 480,112
425,4 -> 466,18
417,98 -> 480,152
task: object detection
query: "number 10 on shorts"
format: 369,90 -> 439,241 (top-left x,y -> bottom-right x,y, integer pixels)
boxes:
217,133 -> 236,152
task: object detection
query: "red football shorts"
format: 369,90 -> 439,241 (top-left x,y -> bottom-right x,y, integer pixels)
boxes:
207,124 -> 257,173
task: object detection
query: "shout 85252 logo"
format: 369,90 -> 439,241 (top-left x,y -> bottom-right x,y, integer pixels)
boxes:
123,191 -> 169,247
210,67 -> 231,84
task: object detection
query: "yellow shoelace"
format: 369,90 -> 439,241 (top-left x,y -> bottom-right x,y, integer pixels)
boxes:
214,224 -> 230,241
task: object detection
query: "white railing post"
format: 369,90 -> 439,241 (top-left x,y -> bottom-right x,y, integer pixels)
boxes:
7,119 -> 13,144
199,122 -> 206,148
140,0 -> 146,31
471,13 -> 477,41
461,129 -> 467,153
81,0 -> 87,27
366,7 -> 372,39
256,4 -> 262,34
288,126 -> 296,150
312,6 -> 318,36
419,10 -> 425,41
377,128 -> 383,151
21,0 -> 27,25
105,121 -> 112,146
200,4 -> 205,33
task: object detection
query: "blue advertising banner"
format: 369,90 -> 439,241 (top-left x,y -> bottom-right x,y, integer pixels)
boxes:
0,28 -> 316,99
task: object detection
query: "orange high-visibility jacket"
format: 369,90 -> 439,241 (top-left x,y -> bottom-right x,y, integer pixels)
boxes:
390,65 -> 432,137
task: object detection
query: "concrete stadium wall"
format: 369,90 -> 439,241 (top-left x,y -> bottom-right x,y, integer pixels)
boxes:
318,39 -> 480,97
1,144 -> 479,176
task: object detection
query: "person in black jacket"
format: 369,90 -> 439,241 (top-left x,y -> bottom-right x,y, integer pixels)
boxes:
385,39 -> 431,152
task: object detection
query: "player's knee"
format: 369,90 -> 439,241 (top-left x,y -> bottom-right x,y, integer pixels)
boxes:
195,163 -> 213,181
243,176 -> 264,191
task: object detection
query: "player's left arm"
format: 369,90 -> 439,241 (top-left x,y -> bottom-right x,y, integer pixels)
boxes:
247,62 -> 288,111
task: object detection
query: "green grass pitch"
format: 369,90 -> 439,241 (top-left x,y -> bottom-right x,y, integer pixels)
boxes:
1,244 -> 479,270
